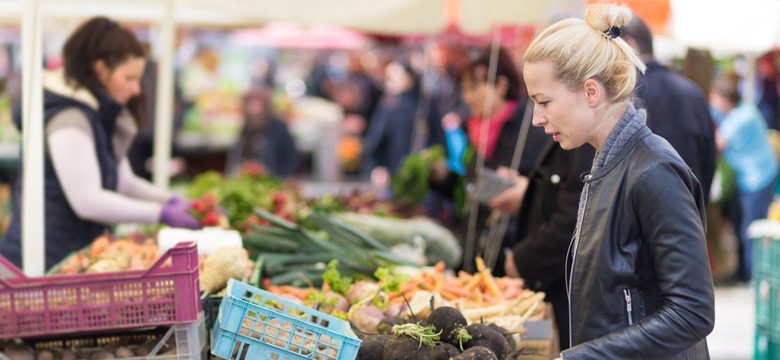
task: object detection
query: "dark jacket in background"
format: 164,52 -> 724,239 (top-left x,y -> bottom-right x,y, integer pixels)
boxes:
227,117 -> 300,178
361,89 -> 424,176
637,61 -> 717,199
510,140 -> 595,349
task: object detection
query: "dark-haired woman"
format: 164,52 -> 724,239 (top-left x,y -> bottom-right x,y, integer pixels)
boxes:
429,47 -> 547,273
0,17 -> 200,270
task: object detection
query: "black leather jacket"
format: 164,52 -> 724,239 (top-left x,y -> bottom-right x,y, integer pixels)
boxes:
562,125 -> 715,359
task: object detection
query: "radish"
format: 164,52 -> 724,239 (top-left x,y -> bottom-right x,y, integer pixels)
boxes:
428,306 -> 472,350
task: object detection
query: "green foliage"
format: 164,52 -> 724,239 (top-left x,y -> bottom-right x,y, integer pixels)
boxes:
186,171 -> 283,226
323,260 -> 353,295
391,145 -> 445,206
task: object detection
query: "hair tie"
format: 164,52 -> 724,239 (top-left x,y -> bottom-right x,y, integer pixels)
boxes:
603,26 -> 620,40
103,19 -> 117,30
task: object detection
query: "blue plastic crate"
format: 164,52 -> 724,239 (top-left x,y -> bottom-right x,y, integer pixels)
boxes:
210,279 -> 361,360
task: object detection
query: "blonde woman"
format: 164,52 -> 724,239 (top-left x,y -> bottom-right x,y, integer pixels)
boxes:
524,4 -> 715,359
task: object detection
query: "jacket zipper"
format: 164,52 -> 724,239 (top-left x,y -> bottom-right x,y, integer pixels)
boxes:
623,288 -> 634,325
567,175 -> 591,348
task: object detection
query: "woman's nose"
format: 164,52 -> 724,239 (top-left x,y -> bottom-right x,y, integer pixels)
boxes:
531,108 -> 545,127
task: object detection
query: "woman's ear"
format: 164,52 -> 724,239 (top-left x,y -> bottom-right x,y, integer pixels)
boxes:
583,78 -> 603,108
93,59 -> 108,81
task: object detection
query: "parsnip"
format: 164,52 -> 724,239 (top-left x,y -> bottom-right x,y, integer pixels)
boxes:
199,246 -> 250,293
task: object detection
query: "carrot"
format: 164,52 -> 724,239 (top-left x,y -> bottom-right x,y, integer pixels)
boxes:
439,289 -> 459,301
462,273 -> 482,291
472,288 -> 483,307
433,261 -> 446,273
475,257 -> 487,272
442,286 -> 473,298
89,234 -> 111,258
481,269 -> 504,301
433,273 -> 445,294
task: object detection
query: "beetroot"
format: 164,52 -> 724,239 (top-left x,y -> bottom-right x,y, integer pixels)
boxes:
452,346 -> 498,360
432,342 -> 461,360
487,323 -> 516,352
377,316 -> 408,335
356,335 -> 388,360
383,335 -> 434,360
463,323 -> 510,359
427,306 -> 471,350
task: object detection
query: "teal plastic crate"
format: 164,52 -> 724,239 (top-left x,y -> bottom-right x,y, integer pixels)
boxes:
210,279 -> 361,360
751,220 -> 780,344
755,332 -> 780,360
755,279 -> 779,342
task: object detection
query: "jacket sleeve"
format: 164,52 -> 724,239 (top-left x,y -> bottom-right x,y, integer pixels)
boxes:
48,127 -> 163,225
513,147 -> 591,290
562,162 -> 715,359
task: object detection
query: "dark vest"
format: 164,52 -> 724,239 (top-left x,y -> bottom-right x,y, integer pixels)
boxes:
0,90 -> 120,270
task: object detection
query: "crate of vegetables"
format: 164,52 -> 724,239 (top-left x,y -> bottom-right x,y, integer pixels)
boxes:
0,313 -> 207,359
0,242 -> 201,339
211,279 -> 361,360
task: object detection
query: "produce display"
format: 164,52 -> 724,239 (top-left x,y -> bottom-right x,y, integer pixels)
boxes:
5,153 -> 553,360
262,258 -> 545,360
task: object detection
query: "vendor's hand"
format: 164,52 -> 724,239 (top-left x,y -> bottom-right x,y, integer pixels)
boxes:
441,112 -> 462,131
430,160 -> 449,183
167,195 -> 189,207
504,249 -> 521,278
370,167 -> 390,188
487,175 -> 529,215
160,197 -> 202,229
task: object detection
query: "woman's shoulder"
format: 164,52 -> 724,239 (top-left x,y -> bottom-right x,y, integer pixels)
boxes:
46,107 -> 93,138
628,133 -> 697,185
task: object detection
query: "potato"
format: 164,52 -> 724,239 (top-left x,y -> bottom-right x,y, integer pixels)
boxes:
60,349 -> 77,360
114,347 -> 134,359
3,344 -> 35,360
36,350 -> 55,360
89,351 -> 115,360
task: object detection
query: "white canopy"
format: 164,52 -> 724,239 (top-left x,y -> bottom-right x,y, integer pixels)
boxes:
670,0 -> 780,54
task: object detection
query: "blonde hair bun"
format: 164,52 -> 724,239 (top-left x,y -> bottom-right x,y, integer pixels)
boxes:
585,3 -> 634,33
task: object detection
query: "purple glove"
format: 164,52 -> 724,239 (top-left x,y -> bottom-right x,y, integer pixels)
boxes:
167,195 -> 190,207
160,197 -> 201,229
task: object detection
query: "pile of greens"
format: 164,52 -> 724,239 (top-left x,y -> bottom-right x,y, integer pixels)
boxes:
391,145 -> 444,206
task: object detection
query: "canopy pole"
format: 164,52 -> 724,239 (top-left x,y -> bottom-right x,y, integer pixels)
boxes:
21,0 -> 45,276
152,0 -> 177,189
463,25 -> 502,273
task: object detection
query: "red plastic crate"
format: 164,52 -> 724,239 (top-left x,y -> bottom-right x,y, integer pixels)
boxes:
0,242 -> 201,339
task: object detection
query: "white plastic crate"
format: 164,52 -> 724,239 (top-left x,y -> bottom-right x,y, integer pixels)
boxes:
0,313 -> 207,360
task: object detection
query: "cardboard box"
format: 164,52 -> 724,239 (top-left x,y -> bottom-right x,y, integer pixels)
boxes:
517,303 -> 559,359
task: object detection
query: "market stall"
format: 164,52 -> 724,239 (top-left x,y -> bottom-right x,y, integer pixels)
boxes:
4,0 -> 756,358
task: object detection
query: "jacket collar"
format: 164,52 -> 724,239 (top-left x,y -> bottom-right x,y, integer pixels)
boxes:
43,69 -> 100,110
587,106 -> 651,181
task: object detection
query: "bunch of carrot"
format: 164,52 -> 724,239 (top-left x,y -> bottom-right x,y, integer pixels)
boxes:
390,258 -> 529,308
